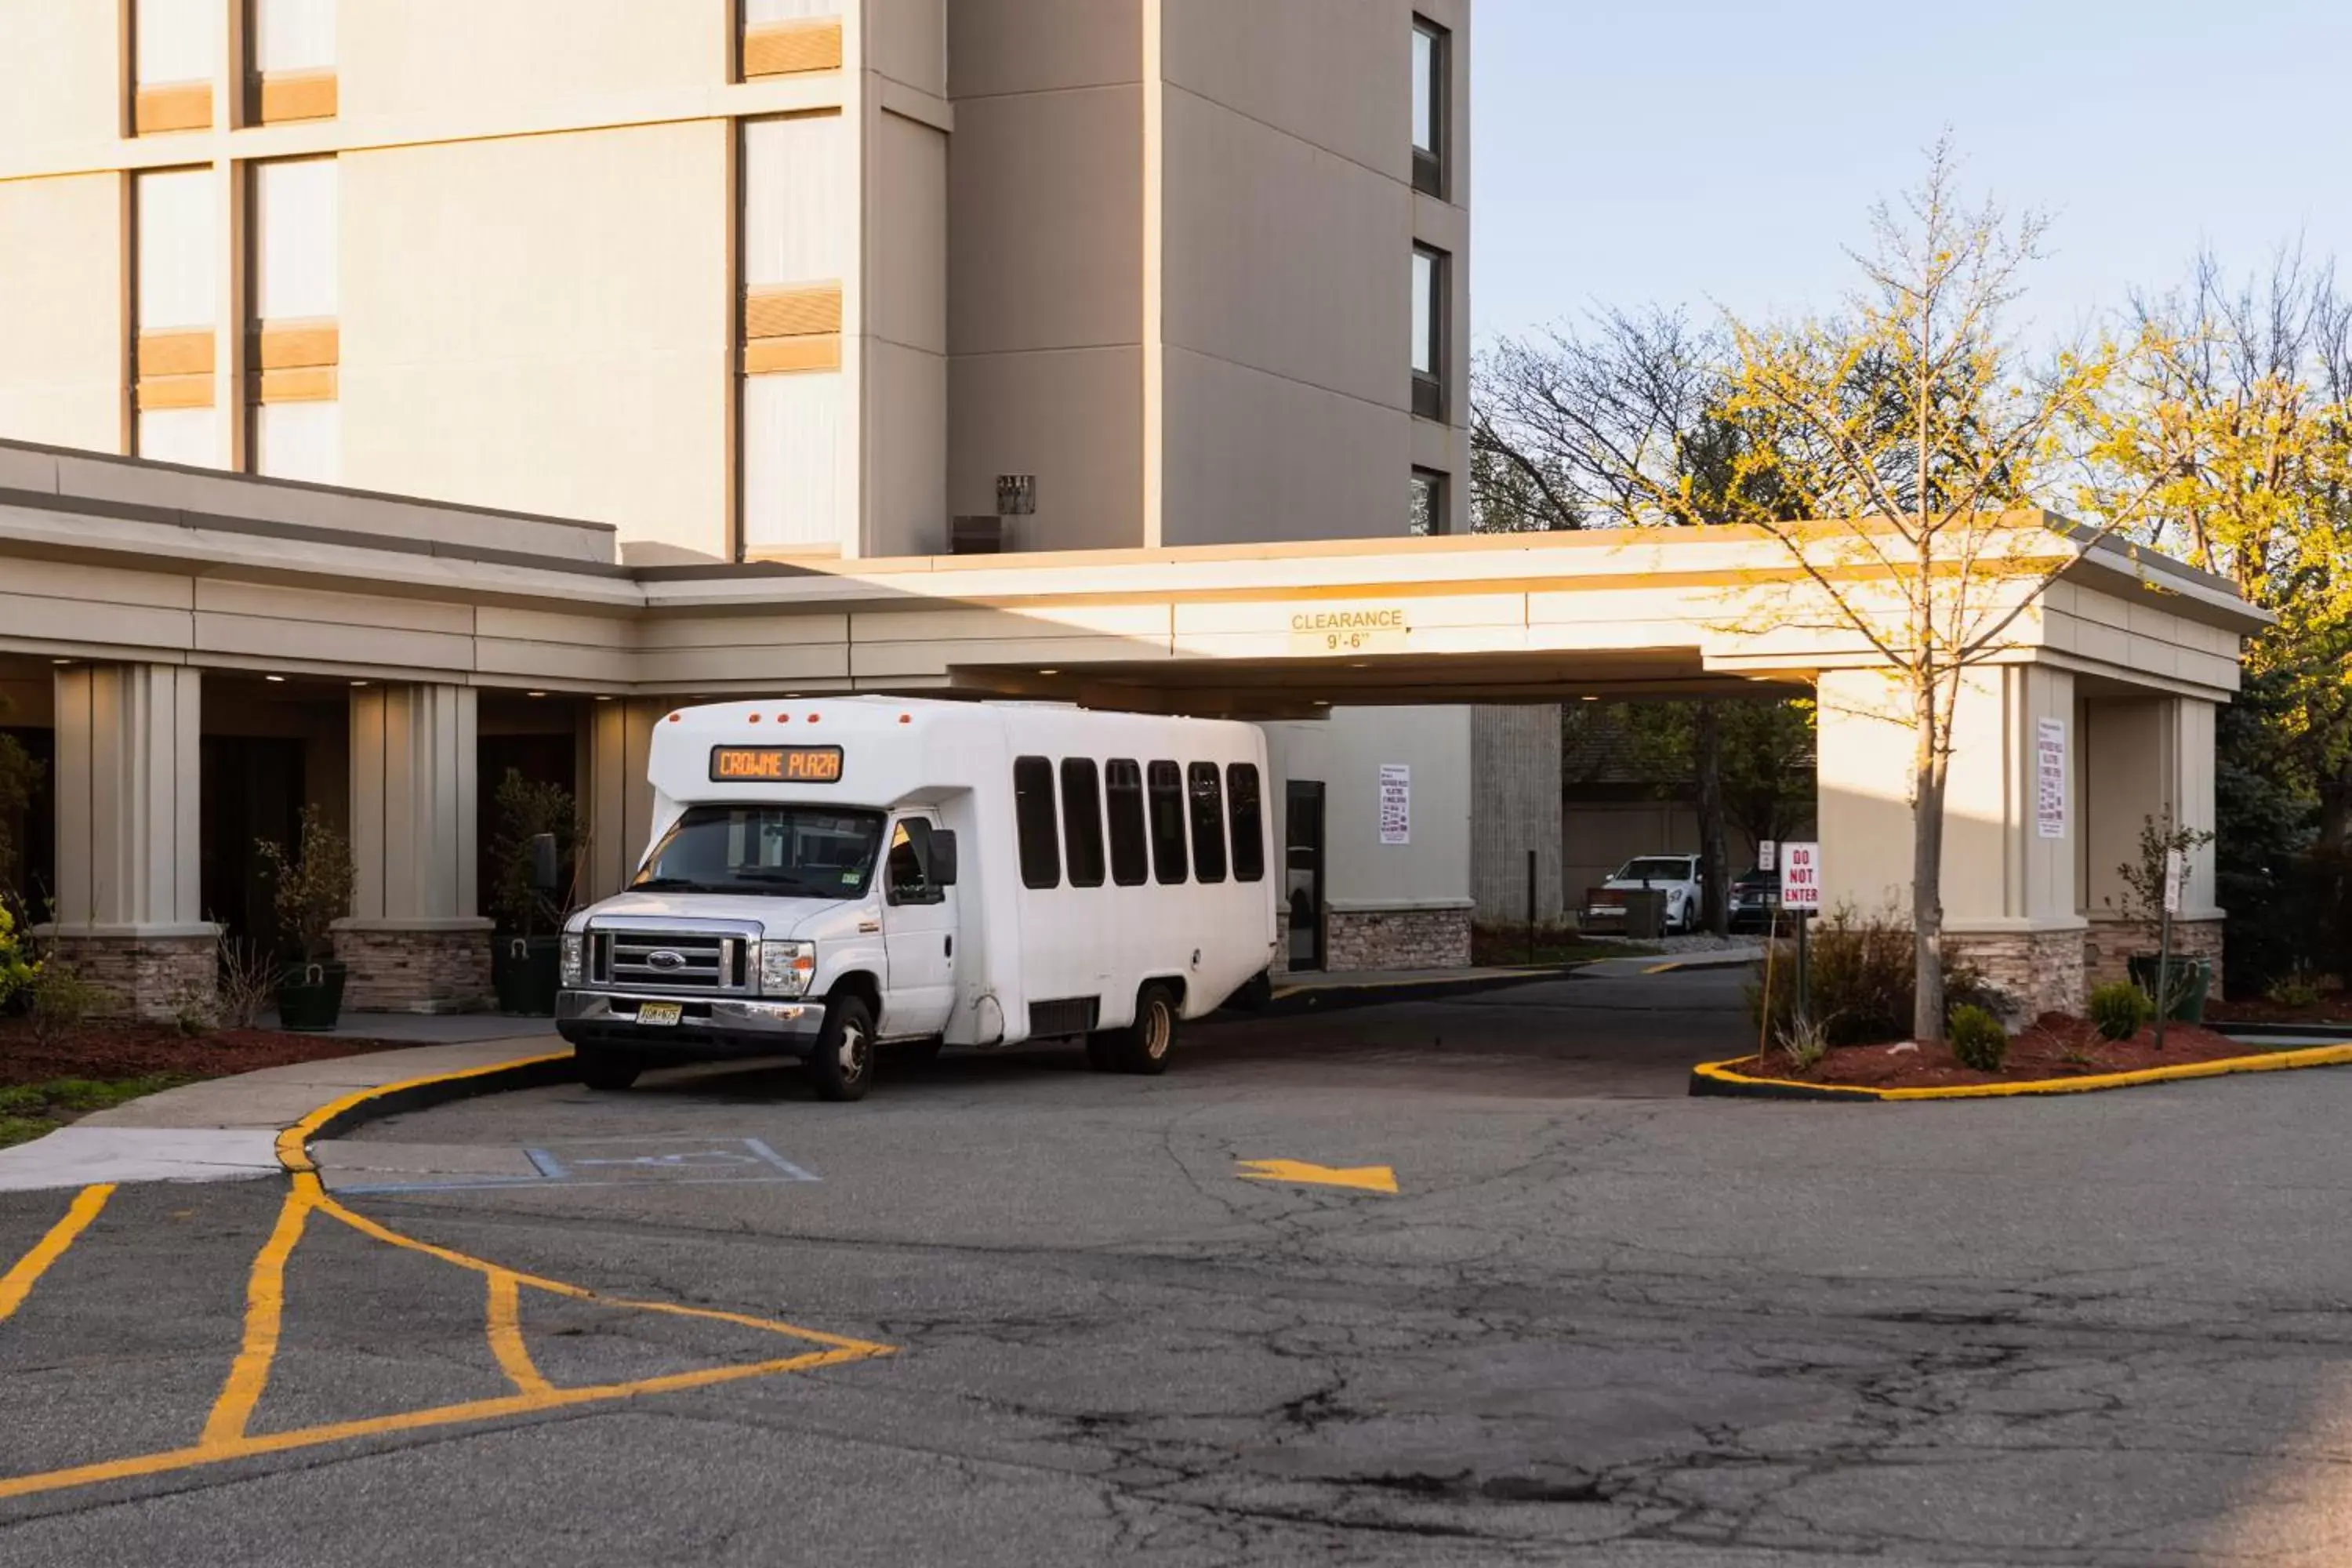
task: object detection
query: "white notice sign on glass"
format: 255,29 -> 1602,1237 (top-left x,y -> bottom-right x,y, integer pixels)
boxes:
1378,764 -> 1410,845
2035,717 -> 2067,840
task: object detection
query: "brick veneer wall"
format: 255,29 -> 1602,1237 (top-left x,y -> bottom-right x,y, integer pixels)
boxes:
2083,917 -> 2225,1000
44,931 -> 215,1022
1323,906 -> 1473,972
1944,929 -> 2089,1020
333,924 -> 492,1014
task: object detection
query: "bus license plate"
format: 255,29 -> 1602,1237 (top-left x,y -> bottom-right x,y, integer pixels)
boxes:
634,1002 -> 684,1028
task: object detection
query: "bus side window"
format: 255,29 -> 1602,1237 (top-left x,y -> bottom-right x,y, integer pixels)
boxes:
886,818 -> 942,906
1226,763 -> 1265,883
1061,757 -> 1106,888
1106,759 -> 1149,887
1014,755 -> 1061,889
1186,763 -> 1227,884
1147,760 -> 1188,885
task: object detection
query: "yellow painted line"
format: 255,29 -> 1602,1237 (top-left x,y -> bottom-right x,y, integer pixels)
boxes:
199,1183 -> 314,1446
0,1183 -> 114,1324
1642,962 -> 1681,975
1236,1158 -> 1399,1194
0,1048 -> 895,1504
485,1270 -> 553,1397
1693,1040 -> 2352,1101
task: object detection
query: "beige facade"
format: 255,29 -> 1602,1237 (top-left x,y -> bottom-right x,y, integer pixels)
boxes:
0,0 -> 1469,562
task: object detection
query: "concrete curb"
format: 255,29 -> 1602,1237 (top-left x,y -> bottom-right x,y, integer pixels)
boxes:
1690,1041 -> 2352,1102
1254,966 -> 1581,1016
277,1051 -> 578,1174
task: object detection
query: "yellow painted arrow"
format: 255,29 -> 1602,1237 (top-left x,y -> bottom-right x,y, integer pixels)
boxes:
1236,1158 -> 1399,1195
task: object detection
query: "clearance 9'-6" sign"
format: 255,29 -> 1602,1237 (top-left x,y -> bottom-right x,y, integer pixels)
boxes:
709,746 -> 844,784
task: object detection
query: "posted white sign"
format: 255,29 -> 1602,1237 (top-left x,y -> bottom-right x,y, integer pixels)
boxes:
1782,841 -> 1822,912
2163,847 -> 2184,916
1758,840 -> 1777,873
1377,764 -> 1410,845
2035,717 -> 2067,840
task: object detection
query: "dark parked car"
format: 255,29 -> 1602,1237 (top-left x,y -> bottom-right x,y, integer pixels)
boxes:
1729,867 -> 1780,933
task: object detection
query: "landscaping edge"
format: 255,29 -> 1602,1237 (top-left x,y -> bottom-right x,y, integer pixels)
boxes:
275,1051 -> 577,1173
1689,1041 -> 2352,1102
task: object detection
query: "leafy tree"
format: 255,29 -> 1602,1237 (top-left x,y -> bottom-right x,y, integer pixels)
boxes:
488,769 -> 584,938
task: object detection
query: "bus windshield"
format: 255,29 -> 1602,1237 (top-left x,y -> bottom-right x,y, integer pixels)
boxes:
630,805 -> 886,899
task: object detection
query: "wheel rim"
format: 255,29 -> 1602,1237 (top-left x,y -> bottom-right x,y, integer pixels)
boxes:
1145,1000 -> 1171,1060
837,1020 -> 870,1080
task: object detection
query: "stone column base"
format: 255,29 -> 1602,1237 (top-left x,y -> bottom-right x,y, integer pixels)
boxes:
332,919 -> 493,1014
1944,927 -> 2088,1020
1323,902 -> 1474,973
2083,917 -> 2226,1001
34,924 -> 218,1022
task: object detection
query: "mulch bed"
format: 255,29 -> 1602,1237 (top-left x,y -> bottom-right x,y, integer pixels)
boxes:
1748,1012 -> 2278,1091
0,1017 -> 396,1088
2206,993 -> 2352,1026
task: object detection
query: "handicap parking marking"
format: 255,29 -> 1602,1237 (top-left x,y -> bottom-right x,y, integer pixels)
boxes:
334,1137 -> 820,1195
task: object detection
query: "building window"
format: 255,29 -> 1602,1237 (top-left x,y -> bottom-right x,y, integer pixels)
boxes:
1146,761 -> 1188,885
1410,468 -> 1448,536
1412,245 -> 1447,422
133,0 -> 216,133
250,0 -> 338,122
249,157 -> 341,483
739,114 -> 848,557
1411,17 -> 1449,198
1014,756 -> 1060,889
1106,760 -> 1149,887
1060,758 -> 1106,888
133,166 -> 219,467
1227,764 -> 1266,884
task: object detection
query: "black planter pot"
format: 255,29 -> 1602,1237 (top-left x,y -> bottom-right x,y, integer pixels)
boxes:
2126,953 -> 2211,1024
492,935 -> 563,1017
276,960 -> 348,1033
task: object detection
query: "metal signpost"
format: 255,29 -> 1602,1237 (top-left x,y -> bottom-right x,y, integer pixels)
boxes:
2154,846 -> 2183,1053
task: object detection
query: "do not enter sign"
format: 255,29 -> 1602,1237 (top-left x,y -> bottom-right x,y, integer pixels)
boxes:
1782,842 -> 1821,913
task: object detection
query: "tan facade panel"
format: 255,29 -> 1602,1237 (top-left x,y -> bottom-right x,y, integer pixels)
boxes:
136,330 -> 215,379
949,347 -> 1142,552
946,0 -> 1141,98
864,0 -> 947,96
0,175 -> 125,452
744,336 -> 842,374
135,373 -> 216,411
0,1 -> 124,164
252,365 -> 339,403
743,283 -> 844,340
1160,0 -> 1414,185
742,18 -> 845,78
133,83 -> 215,135
338,0 -> 726,122
256,69 -> 339,123
256,321 -> 340,369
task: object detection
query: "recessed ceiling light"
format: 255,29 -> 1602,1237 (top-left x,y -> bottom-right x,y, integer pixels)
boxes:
50,658 -> 72,666
350,680 -> 369,688
594,695 -> 614,703
1038,669 -> 1059,676
1581,695 -> 1599,702
1312,699 -> 1331,707
527,691 -> 547,699
265,674 -> 287,684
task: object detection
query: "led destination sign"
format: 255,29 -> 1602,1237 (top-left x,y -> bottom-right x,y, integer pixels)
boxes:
709,746 -> 844,783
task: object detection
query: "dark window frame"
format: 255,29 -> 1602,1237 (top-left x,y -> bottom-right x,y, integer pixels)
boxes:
1412,243 -> 1448,423
1013,754 -> 1061,890
1105,758 -> 1149,887
1410,466 -> 1449,537
1411,16 -> 1450,199
1145,760 -> 1189,886
1227,763 -> 1266,884
1060,757 -> 1107,888
1186,763 -> 1228,884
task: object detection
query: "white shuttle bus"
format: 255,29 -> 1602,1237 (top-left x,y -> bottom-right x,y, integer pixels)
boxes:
556,698 -> 1279,1100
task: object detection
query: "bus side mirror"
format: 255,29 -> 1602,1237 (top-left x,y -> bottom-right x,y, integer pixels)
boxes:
928,829 -> 959,887
527,833 -> 561,894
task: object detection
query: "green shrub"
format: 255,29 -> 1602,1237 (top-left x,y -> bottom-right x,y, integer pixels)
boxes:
1947,1004 -> 2009,1072
1776,1014 -> 1831,1073
1746,909 -> 1990,1047
25,960 -> 103,1047
2089,981 -> 2154,1042
2266,974 -> 2324,1010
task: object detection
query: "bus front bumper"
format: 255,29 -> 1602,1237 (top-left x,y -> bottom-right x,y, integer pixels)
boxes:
554,990 -> 827,1057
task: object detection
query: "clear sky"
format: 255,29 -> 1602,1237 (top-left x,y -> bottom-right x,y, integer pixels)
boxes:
1470,0 -> 2352,346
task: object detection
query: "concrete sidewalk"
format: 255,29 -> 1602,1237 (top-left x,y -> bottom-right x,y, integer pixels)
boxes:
0,1033 -> 564,1192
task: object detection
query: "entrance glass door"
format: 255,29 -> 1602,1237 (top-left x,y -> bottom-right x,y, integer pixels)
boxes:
1284,780 -> 1325,971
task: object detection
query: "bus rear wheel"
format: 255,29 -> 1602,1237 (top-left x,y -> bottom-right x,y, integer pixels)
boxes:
1098,983 -> 1177,1076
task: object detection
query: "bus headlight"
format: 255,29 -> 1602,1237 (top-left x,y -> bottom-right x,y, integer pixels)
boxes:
758,940 -> 816,997
560,933 -> 584,985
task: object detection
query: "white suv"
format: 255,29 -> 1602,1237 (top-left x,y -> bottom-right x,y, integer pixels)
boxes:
1587,855 -> 1703,935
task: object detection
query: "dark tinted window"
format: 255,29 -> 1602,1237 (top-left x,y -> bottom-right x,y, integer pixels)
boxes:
1146,760 -> 1187,885
1014,756 -> 1059,889
1186,764 -> 1227,884
1060,758 -> 1105,888
1106,760 -> 1148,887
1227,764 -> 1265,883
885,818 -> 944,906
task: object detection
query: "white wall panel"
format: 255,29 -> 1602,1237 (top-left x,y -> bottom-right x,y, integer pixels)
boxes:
746,0 -> 837,20
256,400 -> 340,484
253,158 -> 338,318
742,372 -> 842,551
135,0 -> 213,84
136,168 -> 215,330
138,406 -> 219,468
743,114 -> 848,285
254,0 -> 336,72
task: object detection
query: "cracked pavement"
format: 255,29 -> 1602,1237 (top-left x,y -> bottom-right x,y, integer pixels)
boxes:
5,967 -> 2351,1566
